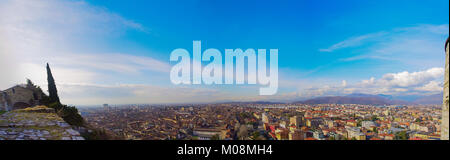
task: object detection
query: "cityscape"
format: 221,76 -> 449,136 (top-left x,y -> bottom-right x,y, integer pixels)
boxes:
0,0 -> 449,143
81,103 -> 443,140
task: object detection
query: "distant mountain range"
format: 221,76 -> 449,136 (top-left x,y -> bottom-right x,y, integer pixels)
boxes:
215,93 -> 443,105
293,93 -> 443,105
411,93 -> 444,105
217,101 -> 284,105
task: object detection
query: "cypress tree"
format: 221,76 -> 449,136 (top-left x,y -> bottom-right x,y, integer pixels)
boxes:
46,63 -> 60,104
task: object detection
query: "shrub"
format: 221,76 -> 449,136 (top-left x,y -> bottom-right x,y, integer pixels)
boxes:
39,94 -> 52,106
48,102 -> 63,111
57,105 -> 85,127
210,134 -> 220,140
80,128 -> 119,140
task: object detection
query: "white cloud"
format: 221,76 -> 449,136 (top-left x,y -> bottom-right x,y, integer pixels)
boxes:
376,67 -> 444,87
414,81 -> 443,92
321,24 -> 448,54
294,67 -> 444,98
57,82 -> 227,105
0,0 -> 172,105
334,24 -> 448,70
300,24 -> 448,99
0,0 -> 157,84
49,53 -> 171,74
341,80 -> 347,87
361,77 -> 375,86
319,32 -> 387,52
0,0 -> 283,105
17,63 -> 98,85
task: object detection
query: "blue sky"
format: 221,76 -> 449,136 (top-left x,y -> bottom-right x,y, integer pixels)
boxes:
0,0 -> 448,105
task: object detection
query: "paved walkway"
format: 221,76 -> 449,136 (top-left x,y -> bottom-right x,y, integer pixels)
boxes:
0,106 -> 84,140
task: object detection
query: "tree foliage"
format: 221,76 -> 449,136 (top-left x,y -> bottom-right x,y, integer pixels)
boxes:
395,131 -> 409,140
46,63 -> 60,104
57,104 -> 85,127
371,115 -> 379,121
45,63 -> 85,127
252,131 -> 260,139
210,134 -> 220,140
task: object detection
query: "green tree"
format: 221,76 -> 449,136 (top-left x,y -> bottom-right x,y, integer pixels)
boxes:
371,115 -> 378,121
357,120 -> 362,127
57,105 -> 84,126
46,63 -> 60,104
49,102 -> 63,111
210,134 -> 220,140
395,131 -> 409,140
252,131 -> 260,139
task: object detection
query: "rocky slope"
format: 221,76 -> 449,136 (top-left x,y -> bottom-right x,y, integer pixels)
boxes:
0,106 -> 84,140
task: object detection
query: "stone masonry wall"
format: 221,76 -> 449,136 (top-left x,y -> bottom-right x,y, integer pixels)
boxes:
4,86 -> 35,110
0,93 -> 5,111
442,39 -> 449,140
0,92 -> 10,111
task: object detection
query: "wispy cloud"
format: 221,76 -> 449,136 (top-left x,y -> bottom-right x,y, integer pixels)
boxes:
319,32 -> 387,52
58,82 -> 225,105
0,0 -> 169,104
319,24 -> 448,54
49,53 -> 171,74
326,24 -> 448,71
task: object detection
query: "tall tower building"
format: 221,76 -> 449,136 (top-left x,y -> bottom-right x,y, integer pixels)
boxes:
290,116 -> 302,127
442,37 -> 449,140
262,113 -> 269,124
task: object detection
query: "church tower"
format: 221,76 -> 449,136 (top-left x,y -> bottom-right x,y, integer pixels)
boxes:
442,37 -> 449,140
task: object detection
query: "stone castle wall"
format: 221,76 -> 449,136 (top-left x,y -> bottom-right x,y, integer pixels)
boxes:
0,92 -> 12,111
442,38 -> 449,140
0,93 -> 6,111
3,86 -> 36,110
